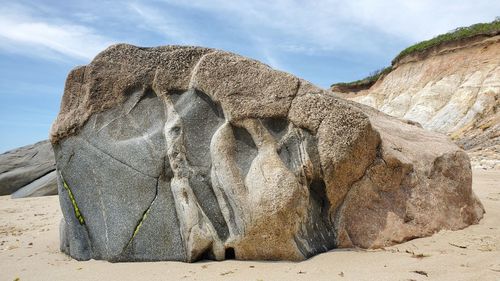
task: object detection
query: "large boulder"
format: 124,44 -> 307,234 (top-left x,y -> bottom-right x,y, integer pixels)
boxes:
0,140 -> 57,197
51,44 -> 484,262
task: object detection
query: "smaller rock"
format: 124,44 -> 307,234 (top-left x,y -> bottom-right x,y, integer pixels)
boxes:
11,171 -> 58,198
0,140 -> 57,197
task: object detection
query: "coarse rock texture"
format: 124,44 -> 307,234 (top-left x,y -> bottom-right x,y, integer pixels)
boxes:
51,44 -> 484,262
333,35 -> 500,170
0,140 -> 57,197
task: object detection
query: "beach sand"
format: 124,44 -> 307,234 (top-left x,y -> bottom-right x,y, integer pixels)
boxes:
1,169 -> 499,281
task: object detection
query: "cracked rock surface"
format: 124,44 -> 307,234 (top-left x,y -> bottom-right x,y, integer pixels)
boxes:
51,44 -> 484,262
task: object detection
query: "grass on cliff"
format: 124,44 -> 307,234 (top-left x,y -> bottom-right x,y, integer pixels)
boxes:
392,18 -> 500,65
331,18 -> 500,90
330,66 -> 392,90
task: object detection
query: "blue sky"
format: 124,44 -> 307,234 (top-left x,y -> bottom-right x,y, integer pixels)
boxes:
0,0 -> 498,153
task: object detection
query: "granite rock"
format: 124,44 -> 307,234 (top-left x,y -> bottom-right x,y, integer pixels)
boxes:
0,140 -> 57,197
52,44 -> 484,262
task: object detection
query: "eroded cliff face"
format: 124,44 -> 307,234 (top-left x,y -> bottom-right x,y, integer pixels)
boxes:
334,35 -> 500,169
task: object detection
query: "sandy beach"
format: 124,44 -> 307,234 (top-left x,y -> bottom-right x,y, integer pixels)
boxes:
0,169 -> 499,281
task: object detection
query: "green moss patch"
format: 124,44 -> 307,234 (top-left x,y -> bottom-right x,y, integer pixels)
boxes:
60,172 -> 85,225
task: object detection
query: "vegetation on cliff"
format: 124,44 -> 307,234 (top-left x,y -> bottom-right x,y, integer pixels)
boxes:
392,18 -> 500,65
331,18 -> 500,91
330,66 -> 392,92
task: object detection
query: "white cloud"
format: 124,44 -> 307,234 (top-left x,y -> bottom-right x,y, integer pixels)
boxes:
162,0 -> 500,53
339,0 -> 499,43
0,4 -> 114,61
128,2 -> 199,45
0,1 -> 497,65
124,0 -> 496,74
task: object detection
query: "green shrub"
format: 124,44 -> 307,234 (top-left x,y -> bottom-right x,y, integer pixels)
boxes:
332,18 -> 500,90
331,66 -> 392,89
392,19 -> 500,64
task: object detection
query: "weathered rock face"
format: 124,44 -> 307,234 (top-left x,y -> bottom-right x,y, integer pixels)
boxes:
334,35 -> 500,170
51,44 -> 484,262
0,140 -> 57,198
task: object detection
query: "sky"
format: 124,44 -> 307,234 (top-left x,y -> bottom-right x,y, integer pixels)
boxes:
0,0 -> 498,153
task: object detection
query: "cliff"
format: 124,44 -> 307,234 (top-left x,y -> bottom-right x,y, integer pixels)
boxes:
333,33 -> 499,169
